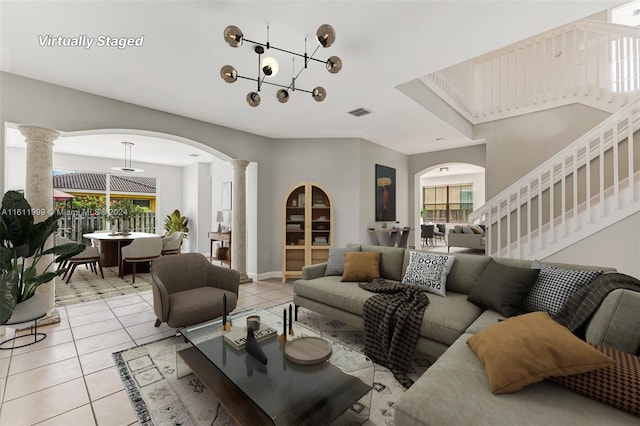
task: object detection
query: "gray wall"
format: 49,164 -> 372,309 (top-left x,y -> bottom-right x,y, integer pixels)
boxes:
475,104 -> 610,199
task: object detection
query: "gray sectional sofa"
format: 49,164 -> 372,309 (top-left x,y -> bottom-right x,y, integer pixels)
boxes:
292,244 -> 640,425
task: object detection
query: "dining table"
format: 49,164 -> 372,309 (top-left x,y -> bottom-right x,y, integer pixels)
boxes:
82,231 -> 160,276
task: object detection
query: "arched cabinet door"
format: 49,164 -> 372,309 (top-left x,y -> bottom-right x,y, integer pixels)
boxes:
282,182 -> 333,283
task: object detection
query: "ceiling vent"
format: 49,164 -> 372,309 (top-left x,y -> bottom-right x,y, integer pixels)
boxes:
348,107 -> 372,117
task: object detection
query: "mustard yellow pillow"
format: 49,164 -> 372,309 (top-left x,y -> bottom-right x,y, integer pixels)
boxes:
341,251 -> 381,282
467,311 -> 614,394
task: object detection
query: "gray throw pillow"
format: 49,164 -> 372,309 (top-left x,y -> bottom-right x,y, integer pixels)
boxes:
461,225 -> 474,234
324,246 -> 361,276
467,261 -> 540,317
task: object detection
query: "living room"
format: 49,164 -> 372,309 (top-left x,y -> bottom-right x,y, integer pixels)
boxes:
1,0 -> 639,425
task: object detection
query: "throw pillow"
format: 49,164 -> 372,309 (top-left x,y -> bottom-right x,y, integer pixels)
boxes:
467,312 -> 614,394
461,225 -> 474,234
324,246 -> 361,276
523,261 -> 602,316
341,251 -> 381,282
467,260 -> 540,317
401,252 -> 456,296
469,224 -> 484,235
547,344 -> 640,417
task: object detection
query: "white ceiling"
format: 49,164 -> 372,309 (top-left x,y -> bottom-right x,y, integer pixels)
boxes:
0,0 -> 624,163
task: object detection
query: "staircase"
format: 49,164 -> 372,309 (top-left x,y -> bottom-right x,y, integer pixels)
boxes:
424,20 -> 640,125
469,96 -> 640,259
424,18 -> 640,259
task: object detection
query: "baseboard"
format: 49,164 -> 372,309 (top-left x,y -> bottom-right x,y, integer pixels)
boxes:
249,271 -> 282,281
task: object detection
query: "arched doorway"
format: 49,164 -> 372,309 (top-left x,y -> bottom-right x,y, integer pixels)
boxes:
414,162 -> 485,249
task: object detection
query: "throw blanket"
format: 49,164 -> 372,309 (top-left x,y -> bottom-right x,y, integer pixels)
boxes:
554,272 -> 640,336
359,278 -> 429,388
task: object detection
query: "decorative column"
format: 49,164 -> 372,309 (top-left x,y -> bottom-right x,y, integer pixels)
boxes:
20,125 -> 60,324
230,159 -> 252,283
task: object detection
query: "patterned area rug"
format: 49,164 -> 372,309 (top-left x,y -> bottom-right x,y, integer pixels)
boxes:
55,265 -> 152,307
113,304 -> 430,425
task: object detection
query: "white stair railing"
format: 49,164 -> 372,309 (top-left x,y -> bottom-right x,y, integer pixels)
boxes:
425,20 -> 640,124
469,96 -> 640,259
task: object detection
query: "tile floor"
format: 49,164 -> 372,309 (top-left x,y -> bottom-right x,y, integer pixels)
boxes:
0,278 -> 294,425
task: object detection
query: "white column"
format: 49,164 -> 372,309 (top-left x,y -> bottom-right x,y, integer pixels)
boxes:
230,159 -> 252,283
19,125 -> 60,324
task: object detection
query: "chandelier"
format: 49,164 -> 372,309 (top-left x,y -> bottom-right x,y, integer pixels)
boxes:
220,24 -> 342,107
110,142 -> 144,173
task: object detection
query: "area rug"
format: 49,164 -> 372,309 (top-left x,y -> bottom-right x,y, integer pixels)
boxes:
55,265 -> 152,307
113,303 -> 431,425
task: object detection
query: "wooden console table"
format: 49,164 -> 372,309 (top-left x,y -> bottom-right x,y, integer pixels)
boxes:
209,231 -> 231,267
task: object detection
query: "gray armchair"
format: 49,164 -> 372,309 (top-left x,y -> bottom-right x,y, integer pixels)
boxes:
151,253 -> 240,328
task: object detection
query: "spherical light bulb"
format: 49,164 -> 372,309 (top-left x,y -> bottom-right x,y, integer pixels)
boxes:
316,24 -> 336,48
261,57 -> 279,77
246,92 -> 261,107
312,86 -> 326,102
220,65 -> 238,83
223,25 -> 243,47
276,89 -> 289,103
326,56 -> 342,74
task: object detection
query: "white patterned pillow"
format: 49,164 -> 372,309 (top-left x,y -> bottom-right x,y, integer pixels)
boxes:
523,260 -> 602,316
402,252 -> 456,296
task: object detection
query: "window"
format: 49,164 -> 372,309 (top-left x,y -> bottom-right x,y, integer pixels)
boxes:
132,199 -> 151,209
423,183 -> 473,223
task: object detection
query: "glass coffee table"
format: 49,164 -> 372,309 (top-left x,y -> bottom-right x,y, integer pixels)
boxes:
178,306 -> 374,425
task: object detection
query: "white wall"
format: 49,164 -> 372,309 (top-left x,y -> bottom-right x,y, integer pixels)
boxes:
545,211 -> 640,279
182,163 -> 212,254
209,158 -> 233,230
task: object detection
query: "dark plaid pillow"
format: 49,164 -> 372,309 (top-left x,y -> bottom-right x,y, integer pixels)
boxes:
547,344 -> 640,417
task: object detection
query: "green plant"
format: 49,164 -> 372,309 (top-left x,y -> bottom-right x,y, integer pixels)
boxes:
164,209 -> 189,237
420,207 -> 429,221
106,199 -> 144,220
0,191 -> 84,324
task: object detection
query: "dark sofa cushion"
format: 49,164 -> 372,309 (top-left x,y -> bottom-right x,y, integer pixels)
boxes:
467,260 -> 539,317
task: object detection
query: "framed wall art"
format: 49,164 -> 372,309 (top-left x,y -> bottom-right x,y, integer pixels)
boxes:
375,164 -> 396,222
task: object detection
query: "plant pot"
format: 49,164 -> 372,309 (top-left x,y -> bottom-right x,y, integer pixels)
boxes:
122,218 -> 130,234
5,294 -> 48,325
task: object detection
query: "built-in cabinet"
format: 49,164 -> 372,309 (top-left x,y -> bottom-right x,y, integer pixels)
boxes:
282,182 -> 333,282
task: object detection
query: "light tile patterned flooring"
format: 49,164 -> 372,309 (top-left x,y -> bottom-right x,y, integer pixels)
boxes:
0,278 -> 294,425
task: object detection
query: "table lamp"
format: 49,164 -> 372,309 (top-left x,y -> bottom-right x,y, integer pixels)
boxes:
216,211 -> 224,232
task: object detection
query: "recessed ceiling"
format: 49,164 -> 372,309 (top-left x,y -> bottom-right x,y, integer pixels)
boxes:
0,1 -> 621,155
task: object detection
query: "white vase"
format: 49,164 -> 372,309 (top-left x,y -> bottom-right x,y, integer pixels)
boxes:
5,294 -> 48,325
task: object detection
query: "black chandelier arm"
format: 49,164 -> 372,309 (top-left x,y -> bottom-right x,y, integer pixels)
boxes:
235,74 -> 314,94
242,38 -> 330,65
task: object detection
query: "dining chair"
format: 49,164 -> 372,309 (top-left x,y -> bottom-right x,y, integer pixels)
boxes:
421,224 -> 435,246
435,224 -> 446,246
161,231 -> 183,255
120,237 -> 162,283
56,236 -> 104,283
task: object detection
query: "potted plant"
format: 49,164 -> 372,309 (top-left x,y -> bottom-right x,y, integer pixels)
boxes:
420,207 -> 429,222
0,191 -> 84,324
164,209 -> 189,237
107,199 -> 143,234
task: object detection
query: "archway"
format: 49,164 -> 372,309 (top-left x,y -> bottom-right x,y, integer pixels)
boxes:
413,162 -> 485,249
3,124 -> 258,276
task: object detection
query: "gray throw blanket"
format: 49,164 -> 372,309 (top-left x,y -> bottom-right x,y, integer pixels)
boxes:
554,272 -> 640,335
359,278 -> 429,388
